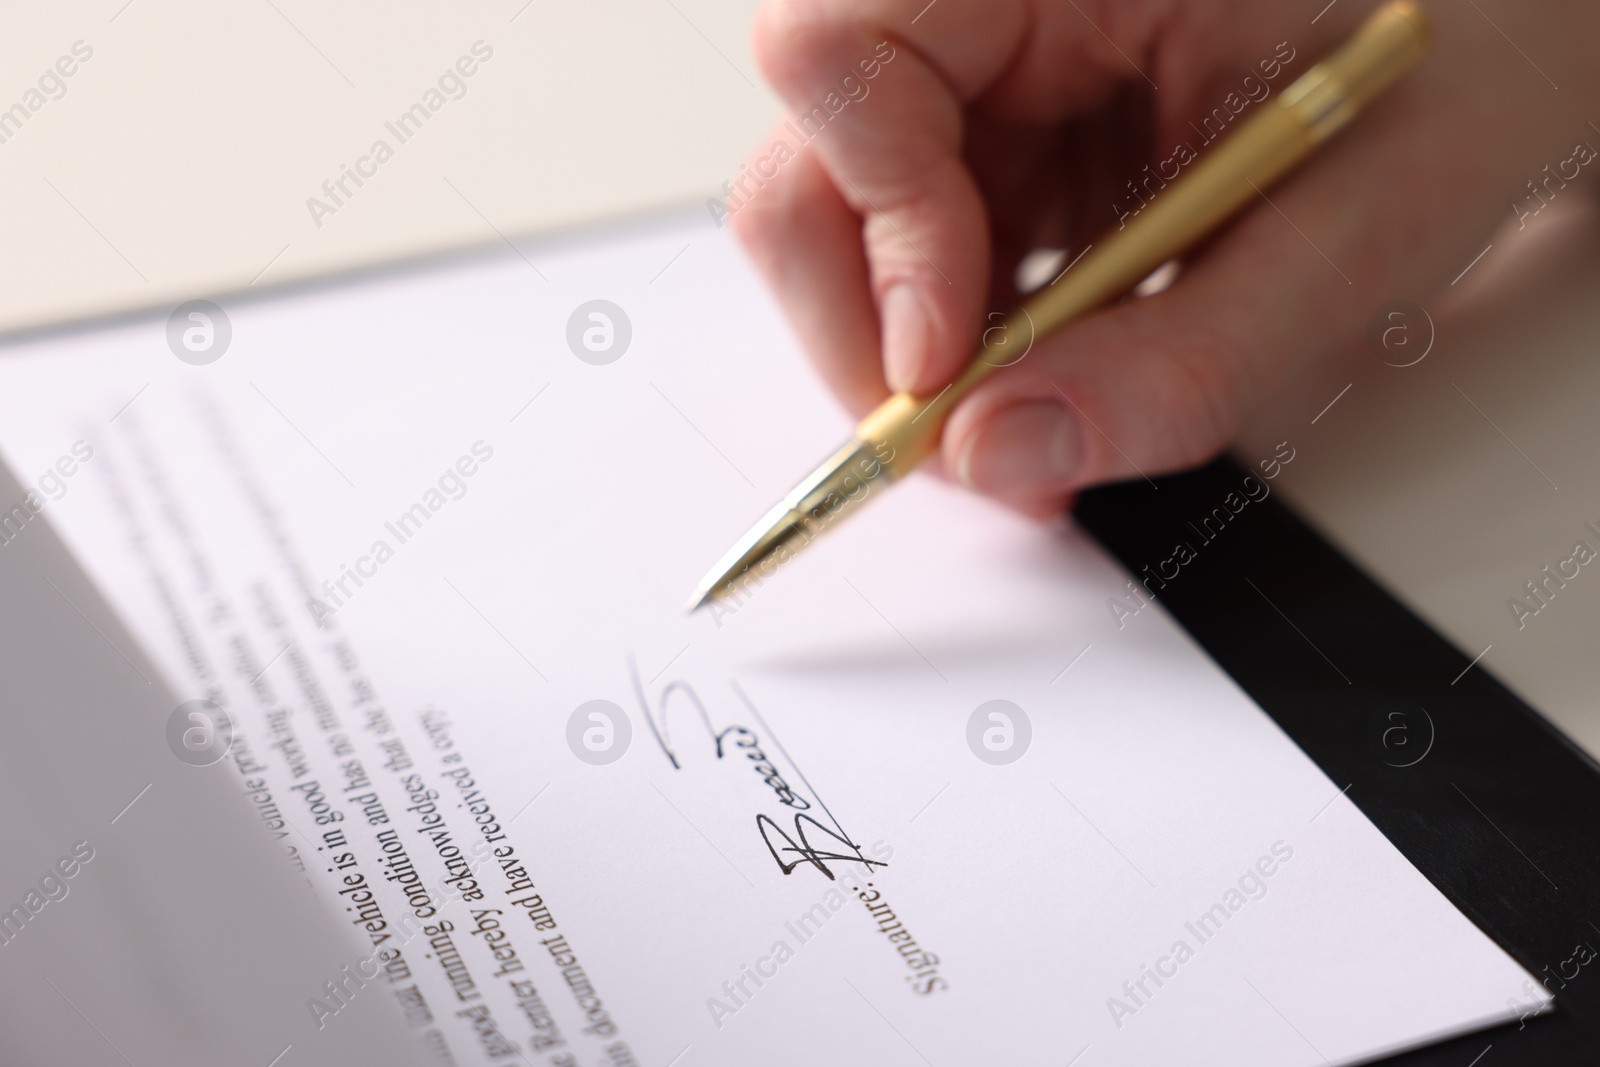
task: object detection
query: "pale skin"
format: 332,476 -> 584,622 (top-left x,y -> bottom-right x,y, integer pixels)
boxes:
733,0 -> 1600,515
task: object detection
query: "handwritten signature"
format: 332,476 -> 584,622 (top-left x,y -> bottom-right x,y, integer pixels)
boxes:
628,659 -> 886,883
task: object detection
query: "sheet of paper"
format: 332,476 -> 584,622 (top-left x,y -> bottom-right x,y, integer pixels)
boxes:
0,210 -> 1548,1066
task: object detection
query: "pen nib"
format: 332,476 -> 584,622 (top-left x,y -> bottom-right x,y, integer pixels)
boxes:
685,438 -> 890,614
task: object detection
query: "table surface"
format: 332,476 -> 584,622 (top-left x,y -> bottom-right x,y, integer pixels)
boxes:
7,0 -> 1598,757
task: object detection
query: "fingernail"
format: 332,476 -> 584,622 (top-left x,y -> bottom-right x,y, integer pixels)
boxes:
882,284 -> 929,393
956,400 -> 1080,496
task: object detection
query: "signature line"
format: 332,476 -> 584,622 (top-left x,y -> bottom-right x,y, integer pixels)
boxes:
732,679 -> 859,851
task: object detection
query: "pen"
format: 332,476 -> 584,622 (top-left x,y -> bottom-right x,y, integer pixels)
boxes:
688,0 -> 1430,612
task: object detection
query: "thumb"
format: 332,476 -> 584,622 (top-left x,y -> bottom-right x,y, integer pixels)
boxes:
942,287 -> 1264,508
938,179 -> 1357,505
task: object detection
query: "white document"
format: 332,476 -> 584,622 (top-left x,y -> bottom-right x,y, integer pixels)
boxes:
0,210 -> 1548,1066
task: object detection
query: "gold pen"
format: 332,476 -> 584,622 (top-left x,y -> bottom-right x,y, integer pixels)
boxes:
688,0 -> 1430,612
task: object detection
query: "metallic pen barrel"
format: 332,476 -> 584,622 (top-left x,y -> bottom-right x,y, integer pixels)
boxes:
686,438 -> 894,611
690,1 -> 1429,611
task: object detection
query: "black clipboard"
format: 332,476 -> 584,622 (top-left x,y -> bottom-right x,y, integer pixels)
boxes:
1076,457 -> 1600,1065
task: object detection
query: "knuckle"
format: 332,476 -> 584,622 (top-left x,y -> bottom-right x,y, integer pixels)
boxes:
728,150 -> 816,251
751,0 -> 841,91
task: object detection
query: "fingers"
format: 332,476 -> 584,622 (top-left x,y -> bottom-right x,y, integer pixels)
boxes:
737,0 -> 1211,407
743,0 -> 1158,400
941,290 -> 1261,512
748,0 -> 1003,396
731,139 -> 886,415
939,46 -> 1525,512
740,0 -> 1597,517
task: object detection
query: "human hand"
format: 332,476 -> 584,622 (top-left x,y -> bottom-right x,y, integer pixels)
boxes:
731,0 -> 1599,514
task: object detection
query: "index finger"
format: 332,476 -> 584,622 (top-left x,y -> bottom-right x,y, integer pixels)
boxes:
740,0 -> 1096,400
